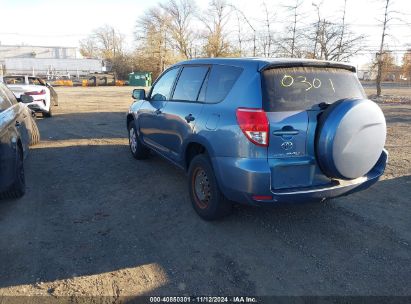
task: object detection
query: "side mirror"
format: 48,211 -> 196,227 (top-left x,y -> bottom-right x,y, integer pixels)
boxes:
132,89 -> 146,100
20,95 -> 34,104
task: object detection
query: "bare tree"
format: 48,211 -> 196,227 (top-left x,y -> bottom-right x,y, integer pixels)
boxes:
128,0 -> 377,78
311,19 -> 364,61
336,0 -> 347,61
230,4 -> 257,56
402,49 -> 411,80
79,38 -> 99,58
372,51 -> 396,82
234,11 -> 244,56
79,25 -> 129,78
280,0 -> 304,58
95,25 -> 125,58
160,0 -> 197,59
306,0 -> 363,61
311,1 -> 323,59
80,25 -> 125,59
136,7 -> 171,74
200,0 -> 233,57
376,0 -> 393,96
260,2 -> 273,57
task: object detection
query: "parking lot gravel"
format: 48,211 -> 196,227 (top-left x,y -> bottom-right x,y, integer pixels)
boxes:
0,86 -> 410,299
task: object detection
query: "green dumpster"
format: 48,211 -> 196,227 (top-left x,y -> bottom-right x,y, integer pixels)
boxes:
128,72 -> 152,87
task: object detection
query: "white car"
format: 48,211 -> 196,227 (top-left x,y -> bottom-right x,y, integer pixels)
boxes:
3,75 -> 58,118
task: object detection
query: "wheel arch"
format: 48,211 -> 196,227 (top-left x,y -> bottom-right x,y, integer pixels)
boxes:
183,137 -> 215,171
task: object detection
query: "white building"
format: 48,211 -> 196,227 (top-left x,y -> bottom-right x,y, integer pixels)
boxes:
0,44 -> 106,78
0,44 -> 77,60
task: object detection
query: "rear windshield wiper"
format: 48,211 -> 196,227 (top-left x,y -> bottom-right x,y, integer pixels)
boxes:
318,102 -> 331,109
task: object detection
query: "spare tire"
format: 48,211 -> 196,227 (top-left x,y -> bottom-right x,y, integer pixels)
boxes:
316,99 -> 386,180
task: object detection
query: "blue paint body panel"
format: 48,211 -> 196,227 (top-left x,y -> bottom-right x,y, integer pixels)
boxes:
127,58 -> 388,205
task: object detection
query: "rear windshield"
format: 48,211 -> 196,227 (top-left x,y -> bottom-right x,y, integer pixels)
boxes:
4,76 -> 25,85
261,67 -> 366,111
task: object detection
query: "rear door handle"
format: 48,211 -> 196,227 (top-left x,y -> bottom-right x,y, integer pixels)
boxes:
185,114 -> 195,123
273,126 -> 299,136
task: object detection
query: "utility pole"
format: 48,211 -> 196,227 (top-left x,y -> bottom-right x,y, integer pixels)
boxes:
337,0 -> 347,61
376,0 -> 390,97
312,2 -> 321,59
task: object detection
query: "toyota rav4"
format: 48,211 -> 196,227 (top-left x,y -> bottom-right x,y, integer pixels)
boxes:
126,58 -> 387,220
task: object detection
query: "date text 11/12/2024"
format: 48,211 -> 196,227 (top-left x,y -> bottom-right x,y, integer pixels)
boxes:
149,296 -> 258,303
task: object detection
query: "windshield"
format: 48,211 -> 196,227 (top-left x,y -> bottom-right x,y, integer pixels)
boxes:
261,67 -> 366,112
28,77 -> 46,85
4,76 -> 26,85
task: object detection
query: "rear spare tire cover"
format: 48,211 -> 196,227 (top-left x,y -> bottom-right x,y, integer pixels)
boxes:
316,99 -> 386,179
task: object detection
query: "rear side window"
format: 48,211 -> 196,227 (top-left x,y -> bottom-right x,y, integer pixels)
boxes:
262,67 -> 366,111
172,66 -> 209,101
205,65 -> 242,103
28,78 -> 43,85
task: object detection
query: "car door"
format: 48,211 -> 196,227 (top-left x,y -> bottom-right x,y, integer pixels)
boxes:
158,65 -> 209,161
0,85 -> 20,191
138,67 -> 180,152
1,84 -> 30,155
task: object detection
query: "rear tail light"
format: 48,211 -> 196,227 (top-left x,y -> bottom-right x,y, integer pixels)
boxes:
25,89 -> 46,96
236,108 -> 269,147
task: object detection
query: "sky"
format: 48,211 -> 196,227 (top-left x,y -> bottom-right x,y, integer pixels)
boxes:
0,0 -> 410,67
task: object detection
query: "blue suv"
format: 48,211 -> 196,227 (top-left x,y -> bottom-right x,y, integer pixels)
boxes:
126,58 -> 387,220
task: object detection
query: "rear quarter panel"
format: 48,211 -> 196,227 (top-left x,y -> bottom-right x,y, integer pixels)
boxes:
193,63 -> 268,159
0,108 -> 20,191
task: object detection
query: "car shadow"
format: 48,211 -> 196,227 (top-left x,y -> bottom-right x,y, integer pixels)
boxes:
0,137 -> 410,296
34,112 -> 128,141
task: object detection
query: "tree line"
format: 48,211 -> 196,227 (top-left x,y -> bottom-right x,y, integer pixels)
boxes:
79,0 -> 410,95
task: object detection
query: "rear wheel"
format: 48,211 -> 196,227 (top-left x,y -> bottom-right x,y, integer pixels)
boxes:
128,122 -> 149,159
42,106 -> 52,118
188,154 -> 232,220
2,146 -> 25,199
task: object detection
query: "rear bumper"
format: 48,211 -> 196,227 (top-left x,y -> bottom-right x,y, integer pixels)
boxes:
212,149 -> 388,205
27,100 -> 48,112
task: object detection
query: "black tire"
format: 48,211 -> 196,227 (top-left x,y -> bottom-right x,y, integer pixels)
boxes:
128,121 -> 149,159
42,106 -> 52,118
2,146 -> 25,199
29,116 -> 40,146
188,154 -> 232,221
52,96 -> 59,106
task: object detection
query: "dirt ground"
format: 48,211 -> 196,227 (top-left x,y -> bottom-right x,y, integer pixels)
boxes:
364,86 -> 411,98
0,86 -> 410,300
